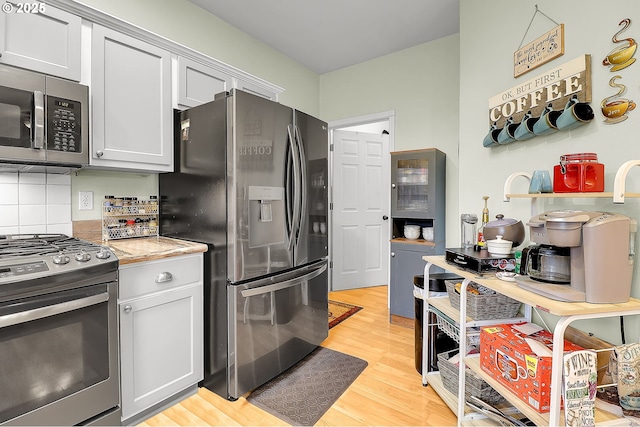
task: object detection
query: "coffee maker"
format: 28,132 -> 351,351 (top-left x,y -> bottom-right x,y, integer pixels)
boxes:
515,210 -> 636,303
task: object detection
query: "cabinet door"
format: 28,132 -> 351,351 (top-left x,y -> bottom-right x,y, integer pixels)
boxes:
176,56 -> 232,109
0,4 -> 81,81
390,243 -> 439,318
91,24 -> 173,172
119,283 -> 203,420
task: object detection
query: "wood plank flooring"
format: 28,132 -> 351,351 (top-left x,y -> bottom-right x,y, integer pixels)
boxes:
138,285 -> 457,426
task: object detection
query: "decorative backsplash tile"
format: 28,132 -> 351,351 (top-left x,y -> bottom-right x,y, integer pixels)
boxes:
0,171 -> 72,235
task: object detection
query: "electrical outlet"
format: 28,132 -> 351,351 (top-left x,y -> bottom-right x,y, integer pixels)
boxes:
79,191 -> 93,210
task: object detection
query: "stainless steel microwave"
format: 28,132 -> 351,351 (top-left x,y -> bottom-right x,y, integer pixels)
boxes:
0,64 -> 88,168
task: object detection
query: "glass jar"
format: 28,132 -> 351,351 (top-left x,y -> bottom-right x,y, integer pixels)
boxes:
460,214 -> 478,249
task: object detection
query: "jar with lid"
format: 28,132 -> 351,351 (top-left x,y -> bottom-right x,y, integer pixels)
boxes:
553,152 -> 604,193
149,218 -> 157,235
130,197 -> 139,214
149,195 -> 158,214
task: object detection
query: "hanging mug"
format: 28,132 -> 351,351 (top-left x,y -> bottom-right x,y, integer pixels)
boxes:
497,117 -> 518,144
533,104 -> 562,136
514,111 -> 539,141
556,96 -> 595,131
482,122 -> 501,148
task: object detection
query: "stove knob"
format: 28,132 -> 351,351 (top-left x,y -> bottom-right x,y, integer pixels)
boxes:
96,248 -> 111,259
75,251 -> 92,262
53,254 -> 70,265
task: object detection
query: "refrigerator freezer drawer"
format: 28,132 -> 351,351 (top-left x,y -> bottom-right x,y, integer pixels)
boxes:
227,260 -> 328,399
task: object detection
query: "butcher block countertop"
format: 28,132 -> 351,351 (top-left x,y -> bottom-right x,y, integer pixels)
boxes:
101,237 -> 208,265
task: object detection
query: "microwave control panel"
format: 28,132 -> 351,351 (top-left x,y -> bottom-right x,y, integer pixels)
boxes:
46,96 -> 82,153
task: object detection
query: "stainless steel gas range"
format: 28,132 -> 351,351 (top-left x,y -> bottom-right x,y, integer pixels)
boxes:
0,234 -> 120,426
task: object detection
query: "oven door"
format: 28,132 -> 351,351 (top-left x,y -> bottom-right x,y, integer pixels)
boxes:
0,65 -> 46,163
0,282 -> 119,426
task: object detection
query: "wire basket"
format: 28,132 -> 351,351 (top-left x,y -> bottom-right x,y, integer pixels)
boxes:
430,307 -> 480,348
437,349 -> 504,405
445,280 -> 521,320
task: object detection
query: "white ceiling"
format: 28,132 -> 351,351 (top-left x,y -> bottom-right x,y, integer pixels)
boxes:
186,0 -> 460,74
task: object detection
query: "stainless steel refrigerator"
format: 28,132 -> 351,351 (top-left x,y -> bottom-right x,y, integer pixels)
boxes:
159,89 -> 329,400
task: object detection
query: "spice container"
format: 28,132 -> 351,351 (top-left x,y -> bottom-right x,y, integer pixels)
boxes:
553,152 -> 604,193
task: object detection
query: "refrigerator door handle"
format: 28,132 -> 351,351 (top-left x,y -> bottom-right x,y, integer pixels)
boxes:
240,260 -> 327,297
285,125 -> 295,249
289,125 -> 302,252
294,125 -> 308,246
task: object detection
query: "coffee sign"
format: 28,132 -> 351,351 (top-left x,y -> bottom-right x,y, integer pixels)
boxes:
489,54 -> 592,128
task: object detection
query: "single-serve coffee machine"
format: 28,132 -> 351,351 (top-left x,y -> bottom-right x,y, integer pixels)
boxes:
515,210 -> 636,303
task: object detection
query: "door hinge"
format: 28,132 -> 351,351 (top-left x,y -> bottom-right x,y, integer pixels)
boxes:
329,202 -> 333,210
330,143 -> 334,151
329,261 -> 333,269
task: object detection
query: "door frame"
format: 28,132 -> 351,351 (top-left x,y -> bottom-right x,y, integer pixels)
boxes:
327,110 -> 395,293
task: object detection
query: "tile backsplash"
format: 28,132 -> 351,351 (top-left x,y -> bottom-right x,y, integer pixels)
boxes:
0,172 -> 72,235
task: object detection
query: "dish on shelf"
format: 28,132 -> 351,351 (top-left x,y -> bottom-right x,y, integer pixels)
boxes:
404,225 -> 421,240
496,271 -> 518,282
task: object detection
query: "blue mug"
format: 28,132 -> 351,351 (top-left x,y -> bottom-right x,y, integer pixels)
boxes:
514,111 -> 539,141
556,96 -> 595,131
482,122 -> 501,148
533,104 -> 562,136
497,117 -> 518,144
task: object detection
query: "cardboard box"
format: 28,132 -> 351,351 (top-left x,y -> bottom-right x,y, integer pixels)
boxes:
480,323 -> 583,413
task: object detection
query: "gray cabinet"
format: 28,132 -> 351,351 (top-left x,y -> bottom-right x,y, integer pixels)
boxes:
390,242 -> 440,318
118,254 -> 204,424
389,149 -> 446,319
175,56 -> 232,109
91,24 -> 173,172
0,4 -> 81,80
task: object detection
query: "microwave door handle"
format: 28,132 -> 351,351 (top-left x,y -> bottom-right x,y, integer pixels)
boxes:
32,90 -> 45,149
0,292 -> 109,329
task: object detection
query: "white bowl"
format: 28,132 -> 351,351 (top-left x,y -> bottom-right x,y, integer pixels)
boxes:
422,227 -> 434,241
486,235 -> 513,255
404,225 -> 421,240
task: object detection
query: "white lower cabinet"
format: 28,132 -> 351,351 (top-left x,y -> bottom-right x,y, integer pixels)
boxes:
118,254 -> 203,424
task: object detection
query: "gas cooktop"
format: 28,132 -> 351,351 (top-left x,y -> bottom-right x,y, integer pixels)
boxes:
0,234 -> 117,283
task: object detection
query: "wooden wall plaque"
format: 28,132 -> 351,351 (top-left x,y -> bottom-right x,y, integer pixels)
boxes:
514,24 -> 565,78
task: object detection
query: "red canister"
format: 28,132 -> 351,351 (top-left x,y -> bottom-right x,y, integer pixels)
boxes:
552,153 -> 604,192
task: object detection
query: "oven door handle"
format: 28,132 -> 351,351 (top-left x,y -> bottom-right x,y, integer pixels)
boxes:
0,292 -> 109,329
240,261 -> 327,297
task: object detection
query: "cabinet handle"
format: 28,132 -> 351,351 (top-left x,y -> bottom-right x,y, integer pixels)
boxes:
155,271 -> 174,283
391,183 -> 396,189
123,305 -> 132,313
391,252 -> 395,257
96,150 -> 104,158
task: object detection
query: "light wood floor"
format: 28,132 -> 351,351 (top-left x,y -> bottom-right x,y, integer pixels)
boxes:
139,285 -> 457,426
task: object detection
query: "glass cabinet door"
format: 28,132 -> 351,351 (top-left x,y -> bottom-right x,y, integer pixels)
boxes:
390,149 -> 445,221
395,157 -> 429,212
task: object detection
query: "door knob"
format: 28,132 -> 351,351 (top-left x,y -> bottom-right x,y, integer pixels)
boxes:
96,150 -> 104,158
390,252 -> 395,257
382,215 -> 388,220
391,184 -> 396,189
123,305 -> 132,313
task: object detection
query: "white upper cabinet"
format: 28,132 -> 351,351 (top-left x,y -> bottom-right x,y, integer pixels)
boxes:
0,4 -> 81,80
175,56 -> 232,109
91,24 -> 173,172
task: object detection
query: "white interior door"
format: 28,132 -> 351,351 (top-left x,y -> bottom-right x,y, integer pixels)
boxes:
331,130 -> 390,290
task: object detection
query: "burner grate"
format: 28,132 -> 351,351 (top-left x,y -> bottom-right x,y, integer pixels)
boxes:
0,234 -> 103,260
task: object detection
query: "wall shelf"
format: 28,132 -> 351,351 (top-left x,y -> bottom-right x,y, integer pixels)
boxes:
503,160 -> 640,203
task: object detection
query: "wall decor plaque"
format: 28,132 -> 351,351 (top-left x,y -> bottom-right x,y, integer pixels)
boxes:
489,54 -> 592,129
514,24 -> 565,78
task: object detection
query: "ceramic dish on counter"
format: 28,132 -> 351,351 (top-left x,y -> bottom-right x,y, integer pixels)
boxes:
486,235 -> 513,256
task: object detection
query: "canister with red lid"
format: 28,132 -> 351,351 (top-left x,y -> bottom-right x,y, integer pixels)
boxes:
553,153 -> 604,192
